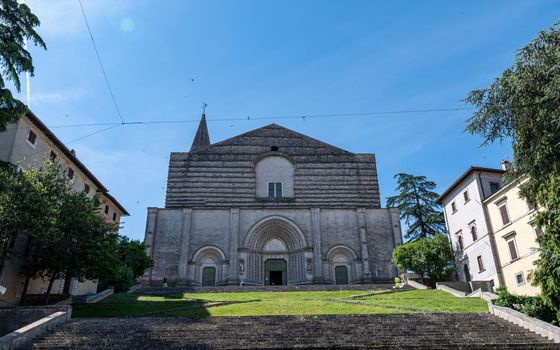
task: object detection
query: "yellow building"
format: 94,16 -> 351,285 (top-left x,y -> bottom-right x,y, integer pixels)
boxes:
0,111 -> 128,306
484,177 -> 541,296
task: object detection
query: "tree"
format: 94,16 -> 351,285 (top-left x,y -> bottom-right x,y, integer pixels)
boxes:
28,191 -> 119,303
0,0 -> 46,131
386,173 -> 446,241
464,21 -> 560,317
0,162 -> 67,292
392,233 -> 454,284
103,236 -> 153,292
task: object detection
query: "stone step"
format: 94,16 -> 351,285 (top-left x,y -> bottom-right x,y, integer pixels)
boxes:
134,282 -> 398,294
18,313 -> 557,349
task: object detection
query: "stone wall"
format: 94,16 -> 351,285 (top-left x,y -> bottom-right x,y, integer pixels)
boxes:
165,124 -> 381,209
143,207 -> 400,286
0,305 -> 71,336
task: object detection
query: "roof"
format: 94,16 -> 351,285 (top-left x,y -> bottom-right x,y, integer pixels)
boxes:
195,123 -> 355,156
436,166 -> 506,204
24,111 -> 129,216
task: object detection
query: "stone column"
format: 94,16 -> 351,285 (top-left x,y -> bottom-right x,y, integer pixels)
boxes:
228,208 -> 240,285
357,208 -> 372,283
142,208 -> 158,285
177,208 -> 192,286
311,208 -> 323,283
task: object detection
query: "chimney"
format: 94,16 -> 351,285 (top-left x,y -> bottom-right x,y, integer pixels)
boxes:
500,160 -> 510,170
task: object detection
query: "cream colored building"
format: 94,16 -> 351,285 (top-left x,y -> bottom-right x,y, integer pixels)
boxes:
0,111 -> 128,306
484,177 -> 541,296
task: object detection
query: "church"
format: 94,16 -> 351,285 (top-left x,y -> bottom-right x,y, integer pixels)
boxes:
142,114 -> 402,286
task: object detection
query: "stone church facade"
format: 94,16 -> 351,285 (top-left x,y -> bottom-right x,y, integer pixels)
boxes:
142,115 -> 402,286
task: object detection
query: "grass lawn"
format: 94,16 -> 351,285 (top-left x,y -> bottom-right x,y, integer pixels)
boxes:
72,289 -> 488,318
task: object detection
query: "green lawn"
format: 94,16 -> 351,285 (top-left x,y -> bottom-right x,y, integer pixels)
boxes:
72,289 -> 488,318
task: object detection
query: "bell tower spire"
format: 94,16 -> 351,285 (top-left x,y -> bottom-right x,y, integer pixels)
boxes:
190,104 -> 211,152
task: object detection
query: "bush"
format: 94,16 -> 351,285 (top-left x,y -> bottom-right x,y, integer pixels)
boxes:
494,287 -> 558,325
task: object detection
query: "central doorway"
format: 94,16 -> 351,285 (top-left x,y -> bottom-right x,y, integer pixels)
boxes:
335,266 -> 349,285
201,266 -> 216,286
264,259 -> 287,285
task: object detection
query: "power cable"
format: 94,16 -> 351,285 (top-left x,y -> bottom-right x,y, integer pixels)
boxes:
77,0 -> 125,124
6,106 -> 475,130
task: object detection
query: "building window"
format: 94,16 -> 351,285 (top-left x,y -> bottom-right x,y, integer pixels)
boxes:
27,130 -> 37,145
527,201 -> 536,212
457,235 -> 464,250
112,213 -> 117,221
477,255 -> 485,272
84,184 -> 90,194
533,224 -> 544,240
270,146 -> 279,151
470,225 -> 478,241
451,201 -> 457,213
507,236 -> 519,261
104,205 -> 109,215
498,202 -> 510,226
490,182 -> 500,194
463,190 -> 470,203
67,168 -> 74,180
267,182 -> 283,199
515,272 -> 525,286
49,151 -> 57,162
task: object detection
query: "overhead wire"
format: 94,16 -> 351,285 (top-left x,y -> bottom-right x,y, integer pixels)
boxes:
5,106 -> 475,131
77,0 -> 125,124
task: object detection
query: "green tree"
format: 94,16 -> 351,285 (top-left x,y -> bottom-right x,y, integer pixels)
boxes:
392,233 -> 454,284
0,162 -> 67,289
0,0 -> 46,131
28,191 -> 119,303
104,236 -> 153,292
464,21 -> 560,317
386,173 -> 446,241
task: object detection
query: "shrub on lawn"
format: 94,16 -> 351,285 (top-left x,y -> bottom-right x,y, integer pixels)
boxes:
494,287 -> 558,325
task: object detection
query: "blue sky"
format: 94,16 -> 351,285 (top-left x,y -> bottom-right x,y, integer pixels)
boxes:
19,1 -> 560,241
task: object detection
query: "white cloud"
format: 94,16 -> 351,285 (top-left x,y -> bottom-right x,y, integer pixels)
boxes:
31,86 -> 91,104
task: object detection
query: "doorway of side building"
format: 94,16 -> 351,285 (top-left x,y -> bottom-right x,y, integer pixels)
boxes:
264,259 -> 287,285
202,266 -> 216,286
335,265 -> 349,285
463,264 -> 471,282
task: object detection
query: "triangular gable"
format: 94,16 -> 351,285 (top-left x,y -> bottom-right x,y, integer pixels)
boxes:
192,123 -> 354,155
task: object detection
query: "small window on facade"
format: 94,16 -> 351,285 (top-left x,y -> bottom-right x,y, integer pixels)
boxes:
498,202 -> 510,226
112,213 -> 117,221
471,225 -> 478,241
527,201 -> 536,212
533,225 -> 544,240
267,182 -> 283,199
270,146 -> 279,151
84,184 -> 90,194
515,272 -> 525,285
463,190 -> 470,203
67,168 -> 74,180
490,182 -> 500,194
457,235 -> 464,250
477,255 -> 484,272
27,130 -> 37,145
49,151 -> 57,162
451,201 -> 457,213
507,237 -> 519,261
104,205 -> 109,215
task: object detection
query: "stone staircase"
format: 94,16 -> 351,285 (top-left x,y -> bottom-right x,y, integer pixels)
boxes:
134,283 -> 397,295
19,313 -> 558,349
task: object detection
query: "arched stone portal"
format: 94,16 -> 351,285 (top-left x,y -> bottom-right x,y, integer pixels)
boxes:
242,216 -> 311,285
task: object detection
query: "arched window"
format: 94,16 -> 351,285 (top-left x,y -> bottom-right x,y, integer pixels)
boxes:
457,236 -> 464,250
255,156 -> 294,199
471,225 -> 478,241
